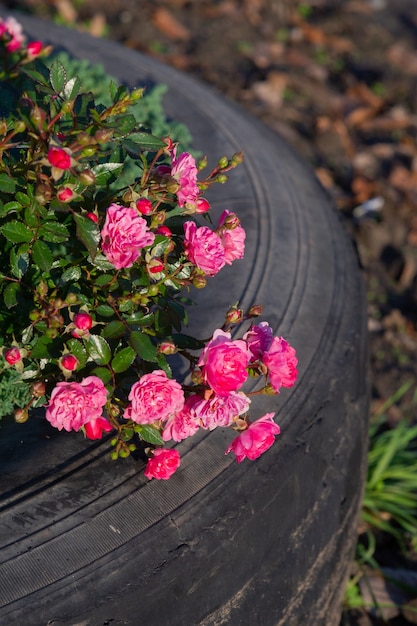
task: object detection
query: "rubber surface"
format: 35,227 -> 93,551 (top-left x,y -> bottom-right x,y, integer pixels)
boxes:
0,11 -> 369,626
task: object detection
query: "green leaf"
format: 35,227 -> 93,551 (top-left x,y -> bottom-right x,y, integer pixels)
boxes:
112,113 -> 136,136
66,338 -> 88,368
63,76 -> 82,100
124,132 -> 166,153
136,424 -> 164,446
0,173 -> 16,193
10,246 -> 29,278
0,221 -> 33,243
24,205 -> 39,228
96,304 -> 115,318
125,311 -> 154,325
3,282 -> 20,308
91,162 -> 123,187
38,221 -> 70,243
2,201 -> 22,214
60,266 -> 82,283
73,212 -> 100,259
32,240 -> 53,272
111,346 -> 136,373
29,334 -> 54,359
171,333 -> 205,350
16,192 -> 31,206
101,320 -> 125,340
50,59 -> 67,93
130,330 -> 158,362
85,334 -> 111,365
91,367 -> 112,385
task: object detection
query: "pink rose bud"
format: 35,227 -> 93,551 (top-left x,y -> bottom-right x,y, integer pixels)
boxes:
57,187 -> 74,202
32,381 -> 46,397
225,413 -> 280,462
84,416 -> 113,440
155,225 -> 172,237
148,258 -> 165,274
27,41 -> 43,57
225,306 -> 243,324
195,198 -> 211,214
86,212 -> 98,223
158,340 -> 177,355
5,347 -> 22,365
61,354 -> 79,371
47,146 -> 71,170
74,312 -> 93,330
144,448 -> 181,480
136,198 -> 153,215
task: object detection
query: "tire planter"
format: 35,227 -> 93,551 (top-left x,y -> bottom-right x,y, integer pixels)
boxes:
0,12 -> 369,626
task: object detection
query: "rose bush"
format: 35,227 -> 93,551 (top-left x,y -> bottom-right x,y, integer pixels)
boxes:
0,17 -> 298,480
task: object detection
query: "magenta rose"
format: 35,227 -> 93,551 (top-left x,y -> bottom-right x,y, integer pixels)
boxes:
170,149 -> 199,207
225,413 -> 280,462
162,395 -> 201,442
127,370 -> 185,424
144,448 -> 181,480
198,329 -> 251,396
262,336 -> 298,392
217,210 -> 246,265
0,16 -> 25,52
47,146 -> 71,170
183,221 -> 226,276
45,376 -> 108,432
101,203 -> 155,269
193,391 -> 251,430
243,321 -> 274,361
84,416 -> 113,440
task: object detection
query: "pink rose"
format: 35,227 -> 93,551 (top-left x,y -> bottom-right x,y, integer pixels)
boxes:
198,329 -> 251,396
47,146 -> 71,170
101,203 -> 155,269
84,416 -> 113,440
262,336 -> 298,392
183,221 -> 225,277
45,376 -> 108,432
194,391 -> 250,430
60,354 -> 79,371
0,17 -> 25,52
225,413 -> 280,462
144,448 -> 181,480
170,149 -> 199,207
217,210 -> 246,265
162,395 -> 201,442
4,347 -> 22,365
243,322 -> 274,361
127,370 -> 185,424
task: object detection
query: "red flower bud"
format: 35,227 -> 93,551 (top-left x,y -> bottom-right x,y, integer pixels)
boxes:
155,225 -> 172,237
158,340 -> 177,355
195,198 -> 211,214
136,198 -> 153,215
74,312 -> 93,330
27,41 -> 43,58
57,186 -> 74,202
86,212 -> 98,223
61,354 -> 79,371
47,146 -> 71,170
4,347 -> 21,365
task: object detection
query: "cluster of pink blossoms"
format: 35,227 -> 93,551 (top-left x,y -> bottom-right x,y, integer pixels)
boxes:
45,321 -> 297,479
0,16 -> 42,55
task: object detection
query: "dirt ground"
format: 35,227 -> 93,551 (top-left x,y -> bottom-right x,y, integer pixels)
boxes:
4,0 -> 417,623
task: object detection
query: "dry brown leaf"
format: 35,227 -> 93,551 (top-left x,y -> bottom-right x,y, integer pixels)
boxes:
346,106 -> 379,128
86,13 -> 106,38
388,43 -> 417,75
251,72 -> 288,109
55,0 -> 77,24
315,167 -> 335,190
152,7 -> 191,41
295,21 -> 353,53
352,176 -> 377,203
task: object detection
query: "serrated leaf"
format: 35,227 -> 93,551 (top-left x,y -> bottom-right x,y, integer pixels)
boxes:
125,312 -> 154,325
0,173 -> 16,193
101,320 -> 125,340
124,132 -> 166,153
39,221 -> 69,243
171,333 -> 205,350
50,59 -> 67,93
21,325 -> 33,344
73,212 -> 100,259
66,338 -> 88,368
0,221 -> 33,243
91,367 -> 112,385
10,246 -> 29,278
130,330 -> 158,362
24,205 -> 39,228
3,201 -> 22,214
85,334 -> 111,365
16,192 -> 30,206
63,76 -> 82,100
3,282 -> 20,308
91,162 -> 123,187
96,304 -> 115,318
112,114 -> 136,136
60,266 -> 82,283
32,240 -> 53,272
94,274 -> 114,287
111,346 -> 136,373
28,335 -> 55,359
137,424 -> 164,446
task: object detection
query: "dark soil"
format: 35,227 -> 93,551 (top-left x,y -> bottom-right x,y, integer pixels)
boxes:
4,0 -> 417,623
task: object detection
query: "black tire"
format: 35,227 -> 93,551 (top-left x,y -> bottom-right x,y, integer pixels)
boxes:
0,13 -> 369,626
